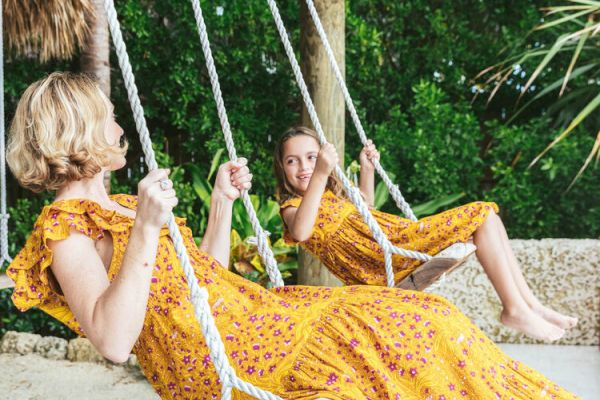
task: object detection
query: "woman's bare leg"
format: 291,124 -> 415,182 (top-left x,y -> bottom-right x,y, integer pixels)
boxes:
492,215 -> 578,329
473,212 -> 565,341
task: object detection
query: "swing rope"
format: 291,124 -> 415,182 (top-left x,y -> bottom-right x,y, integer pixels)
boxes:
102,1 -> 281,398
302,1 -> 478,292
0,0 -> 13,267
265,0 -> 432,288
302,0 -> 417,222
189,0 -> 284,289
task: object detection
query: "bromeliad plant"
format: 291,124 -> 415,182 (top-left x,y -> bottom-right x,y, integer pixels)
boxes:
188,149 -> 297,286
228,205 -> 298,287
478,0 -> 600,189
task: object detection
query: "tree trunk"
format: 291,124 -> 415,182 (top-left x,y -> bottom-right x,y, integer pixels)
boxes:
298,0 -> 345,287
81,0 -> 111,192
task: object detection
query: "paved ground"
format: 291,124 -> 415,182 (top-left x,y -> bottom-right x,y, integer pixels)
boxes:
498,344 -> 599,399
0,353 -> 158,400
0,344 -> 597,399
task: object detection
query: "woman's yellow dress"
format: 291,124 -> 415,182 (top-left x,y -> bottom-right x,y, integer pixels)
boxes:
281,190 -> 499,286
7,195 -> 576,399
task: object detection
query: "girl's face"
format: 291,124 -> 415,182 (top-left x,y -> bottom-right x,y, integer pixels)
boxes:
282,134 -> 321,194
104,102 -> 126,171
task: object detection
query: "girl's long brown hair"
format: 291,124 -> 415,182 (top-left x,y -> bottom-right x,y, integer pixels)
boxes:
274,126 -> 344,204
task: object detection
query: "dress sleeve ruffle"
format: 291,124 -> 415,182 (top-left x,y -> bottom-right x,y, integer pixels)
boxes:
6,201 -> 106,334
279,196 -> 302,210
279,196 -> 329,252
279,197 -> 301,246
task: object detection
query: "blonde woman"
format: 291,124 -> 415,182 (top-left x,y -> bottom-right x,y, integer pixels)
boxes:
6,73 -> 578,399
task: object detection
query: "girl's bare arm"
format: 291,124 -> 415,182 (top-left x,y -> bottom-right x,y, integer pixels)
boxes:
359,140 -> 379,207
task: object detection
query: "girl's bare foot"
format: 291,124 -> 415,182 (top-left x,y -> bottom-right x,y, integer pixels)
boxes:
500,308 -> 565,342
532,304 -> 578,330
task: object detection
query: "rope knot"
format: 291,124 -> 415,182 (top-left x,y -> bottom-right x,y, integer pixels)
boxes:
246,231 -> 271,246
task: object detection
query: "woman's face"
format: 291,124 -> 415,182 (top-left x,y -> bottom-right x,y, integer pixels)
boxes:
104,102 -> 126,171
281,134 -> 321,194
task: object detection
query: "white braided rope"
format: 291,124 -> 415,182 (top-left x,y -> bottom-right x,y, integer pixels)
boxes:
265,0 -> 431,287
189,0 -> 284,289
103,2 -> 281,398
303,0 -> 417,221
0,0 -> 12,267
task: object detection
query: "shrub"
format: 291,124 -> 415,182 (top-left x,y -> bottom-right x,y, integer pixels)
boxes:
485,119 -> 600,238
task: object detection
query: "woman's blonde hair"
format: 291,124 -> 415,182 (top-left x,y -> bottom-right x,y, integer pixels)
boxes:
7,72 -> 127,192
274,126 -> 344,204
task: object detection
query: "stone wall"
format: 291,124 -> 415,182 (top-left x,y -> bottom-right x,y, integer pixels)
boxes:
434,239 -> 599,345
0,330 -> 139,366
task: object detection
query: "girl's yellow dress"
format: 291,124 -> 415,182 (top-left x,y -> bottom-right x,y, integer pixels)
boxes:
281,190 -> 499,286
7,195 -> 576,399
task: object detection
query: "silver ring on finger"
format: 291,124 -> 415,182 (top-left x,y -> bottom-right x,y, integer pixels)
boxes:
159,179 -> 170,191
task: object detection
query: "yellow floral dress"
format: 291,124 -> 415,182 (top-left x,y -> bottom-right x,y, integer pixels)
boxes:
281,190 -> 499,286
7,195 -> 577,399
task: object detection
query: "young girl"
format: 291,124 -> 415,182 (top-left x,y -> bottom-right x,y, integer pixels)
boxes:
6,73 -> 578,399
275,126 -> 577,342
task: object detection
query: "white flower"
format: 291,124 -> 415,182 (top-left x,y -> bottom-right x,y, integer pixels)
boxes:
512,64 -> 522,75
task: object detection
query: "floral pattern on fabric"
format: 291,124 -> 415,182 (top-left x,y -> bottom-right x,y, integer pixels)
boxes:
281,190 -> 500,286
7,195 -> 576,399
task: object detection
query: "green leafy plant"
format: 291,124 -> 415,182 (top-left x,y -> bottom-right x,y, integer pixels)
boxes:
229,228 -> 297,287
346,158 -> 467,217
484,117 -> 600,238
479,1 -> 600,187
188,149 -> 298,286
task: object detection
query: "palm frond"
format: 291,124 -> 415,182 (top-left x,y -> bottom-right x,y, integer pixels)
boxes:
4,0 -> 95,62
567,0 -> 600,7
559,17 -> 593,96
566,129 -> 600,191
506,62 -> 598,123
535,9 -> 594,30
478,1 -> 600,185
519,33 -> 571,100
529,90 -> 600,167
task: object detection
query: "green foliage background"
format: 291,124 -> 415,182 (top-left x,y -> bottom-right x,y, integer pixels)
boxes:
2,0 -> 599,337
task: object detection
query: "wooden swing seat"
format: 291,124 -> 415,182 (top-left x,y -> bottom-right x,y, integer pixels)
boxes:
396,242 -> 477,291
0,273 -> 14,290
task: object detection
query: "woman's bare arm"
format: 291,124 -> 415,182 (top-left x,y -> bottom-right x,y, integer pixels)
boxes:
200,159 -> 252,267
50,223 -> 159,363
49,169 -> 176,363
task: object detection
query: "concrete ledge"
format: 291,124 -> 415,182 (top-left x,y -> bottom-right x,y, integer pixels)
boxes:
435,239 -> 599,345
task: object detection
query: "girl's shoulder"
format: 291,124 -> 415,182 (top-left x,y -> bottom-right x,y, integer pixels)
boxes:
280,196 -> 302,210
280,190 -> 345,210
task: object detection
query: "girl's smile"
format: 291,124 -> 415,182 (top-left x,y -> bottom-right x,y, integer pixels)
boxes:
282,134 -> 321,194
